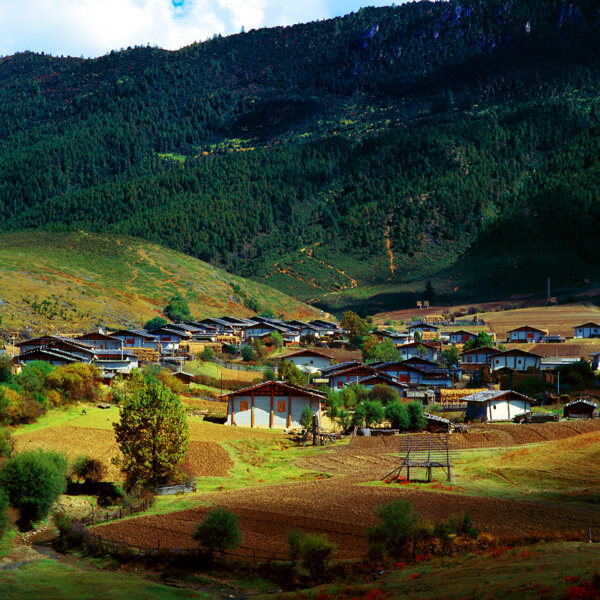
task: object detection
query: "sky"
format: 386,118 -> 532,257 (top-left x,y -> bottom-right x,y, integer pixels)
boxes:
0,0 -> 403,59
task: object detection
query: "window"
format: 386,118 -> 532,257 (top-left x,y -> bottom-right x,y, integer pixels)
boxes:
278,401 -> 286,413
337,381 -> 343,389
467,357 -> 472,363
493,404 -> 497,410
240,400 -> 249,411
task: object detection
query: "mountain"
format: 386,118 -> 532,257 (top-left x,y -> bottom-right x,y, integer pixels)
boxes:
1,0 -> 599,314
0,231 -> 324,335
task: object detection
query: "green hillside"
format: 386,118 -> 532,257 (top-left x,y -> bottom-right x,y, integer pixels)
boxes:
1,1 -> 600,312
0,231 -> 323,335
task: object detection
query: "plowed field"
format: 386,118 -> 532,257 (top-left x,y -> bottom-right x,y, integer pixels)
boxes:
94,474 -> 600,559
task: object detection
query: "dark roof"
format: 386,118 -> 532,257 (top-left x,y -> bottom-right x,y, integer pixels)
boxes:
507,325 -> 547,334
423,412 -> 451,424
325,365 -> 378,379
493,349 -> 544,358
220,380 -> 326,400
462,390 -> 533,404
399,341 -> 439,350
448,330 -> 477,337
354,374 -> 408,388
77,332 -> 123,342
461,346 -> 500,356
321,361 -> 362,375
574,322 -> 600,329
564,399 -> 598,409
19,347 -> 82,363
281,349 -> 334,360
110,329 -> 157,340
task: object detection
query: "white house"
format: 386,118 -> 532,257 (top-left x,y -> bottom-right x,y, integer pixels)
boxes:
280,349 -> 334,371
223,381 -> 325,428
407,323 -> 440,337
506,326 -> 547,343
464,390 -> 532,422
448,330 -> 478,345
397,341 -> 439,362
460,347 -> 500,370
110,329 -> 160,350
490,349 -> 542,372
574,322 -> 600,339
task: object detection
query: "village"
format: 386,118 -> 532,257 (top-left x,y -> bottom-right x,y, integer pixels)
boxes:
5,307 -> 600,431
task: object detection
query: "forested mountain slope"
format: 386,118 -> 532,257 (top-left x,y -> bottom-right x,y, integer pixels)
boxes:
1,0 -> 599,312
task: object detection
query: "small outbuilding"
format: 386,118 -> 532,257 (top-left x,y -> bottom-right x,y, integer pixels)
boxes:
464,390 -> 532,422
563,399 -> 597,419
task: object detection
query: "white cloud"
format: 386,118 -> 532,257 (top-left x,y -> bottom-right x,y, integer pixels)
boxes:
0,0 -> 394,58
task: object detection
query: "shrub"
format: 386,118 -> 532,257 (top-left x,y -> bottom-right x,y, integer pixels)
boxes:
367,499 -> 419,559
144,317 -> 167,331
263,368 -> 276,382
71,456 -> 107,484
385,401 -> 410,430
300,405 -> 313,429
192,508 -> 241,557
368,384 -> 400,406
0,449 -> 68,527
292,532 -> 337,581
201,347 -> 215,361
279,361 -> 307,387
241,346 -> 257,362
407,401 -> 425,430
0,426 -> 13,458
0,487 -> 9,536
362,400 -> 385,428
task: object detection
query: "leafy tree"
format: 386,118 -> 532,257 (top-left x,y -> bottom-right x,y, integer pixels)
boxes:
340,311 -> 369,348
0,356 -> 12,384
368,384 -> 400,406
0,487 -> 9,536
363,400 -> 385,427
367,499 -> 419,559
278,360 -> 307,387
362,336 -> 400,363
385,401 -> 410,430
71,455 -> 107,484
0,449 -> 68,527
201,346 -> 215,360
192,508 -> 241,557
258,308 -> 275,318
262,368 -> 276,381
270,331 -> 284,349
463,332 -> 495,352
15,361 -> 54,394
300,405 -> 313,429
164,294 -> 191,323
144,316 -> 167,331
113,380 -> 189,487
407,401 -> 425,430
0,426 -> 13,458
241,345 -> 257,362
442,346 -> 461,367
294,532 -> 337,581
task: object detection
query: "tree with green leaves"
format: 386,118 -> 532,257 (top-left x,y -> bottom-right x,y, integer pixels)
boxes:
362,335 -> 400,363
0,449 -> 67,528
385,400 -> 410,430
442,346 -> 461,367
462,331 -> 495,352
407,401 -> 425,431
241,345 -> 257,362
367,499 -> 419,559
113,380 -> 189,487
278,360 -> 307,387
300,404 -> 313,429
164,293 -> 191,323
144,316 -> 167,331
340,310 -> 369,349
193,508 -> 241,557
270,331 -> 284,349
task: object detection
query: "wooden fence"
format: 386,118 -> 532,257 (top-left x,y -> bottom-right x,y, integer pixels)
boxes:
153,483 -> 197,496
80,498 -> 152,527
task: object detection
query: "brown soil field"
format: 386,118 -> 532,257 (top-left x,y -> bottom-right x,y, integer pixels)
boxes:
94,472 -> 600,560
505,340 -> 600,358
94,420 -> 600,559
12,421 -> 269,480
374,302 -> 600,338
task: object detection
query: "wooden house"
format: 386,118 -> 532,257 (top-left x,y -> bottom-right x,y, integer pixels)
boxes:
401,357 -> 440,372
110,329 -> 160,350
424,412 -> 452,433
464,390 -> 532,422
76,332 -> 123,350
507,326 -> 547,343
490,349 -> 542,372
563,399 -> 597,419
222,381 -> 326,428
17,347 -> 82,366
407,323 -> 440,337
460,346 -> 500,371
280,349 -> 334,371
327,365 -> 379,389
397,341 -> 439,362
447,330 -> 478,345
574,323 -> 600,339
351,373 -> 407,395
